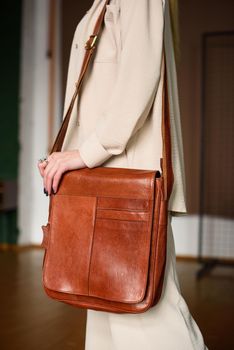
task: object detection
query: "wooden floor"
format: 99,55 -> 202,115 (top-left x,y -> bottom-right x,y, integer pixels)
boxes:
0,249 -> 233,350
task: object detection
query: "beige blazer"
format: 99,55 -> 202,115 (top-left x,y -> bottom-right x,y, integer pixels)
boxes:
61,0 -> 188,215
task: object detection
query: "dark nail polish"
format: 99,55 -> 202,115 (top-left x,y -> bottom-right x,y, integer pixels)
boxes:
44,188 -> 48,196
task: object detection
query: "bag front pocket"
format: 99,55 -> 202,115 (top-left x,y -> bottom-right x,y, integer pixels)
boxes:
43,195 -> 97,296
88,196 -> 153,304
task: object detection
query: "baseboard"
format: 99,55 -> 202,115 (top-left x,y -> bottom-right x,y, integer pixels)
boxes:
0,243 -> 43,251
1,243 -> 234,264
176,254 -> 234,264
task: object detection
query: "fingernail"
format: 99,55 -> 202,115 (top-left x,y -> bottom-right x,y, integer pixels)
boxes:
44,188 -> 48,196
52,189 -> 56,194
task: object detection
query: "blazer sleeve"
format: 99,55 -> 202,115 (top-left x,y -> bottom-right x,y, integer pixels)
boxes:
79,0 -> 164,168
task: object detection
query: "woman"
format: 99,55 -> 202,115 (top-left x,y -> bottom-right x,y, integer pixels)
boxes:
38,0 -> 209,349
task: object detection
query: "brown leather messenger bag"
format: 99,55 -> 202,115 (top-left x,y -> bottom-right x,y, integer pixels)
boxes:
41,0 -> 174,314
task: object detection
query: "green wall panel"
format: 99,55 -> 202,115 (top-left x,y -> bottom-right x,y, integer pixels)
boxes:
0,1 -> 22,244
0,1 -> 21,180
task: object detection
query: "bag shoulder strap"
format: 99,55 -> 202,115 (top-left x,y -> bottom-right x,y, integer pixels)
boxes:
49,0 -> 174,201
49,0 -> 109,155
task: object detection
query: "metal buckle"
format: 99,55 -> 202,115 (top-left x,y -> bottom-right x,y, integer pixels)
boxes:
85,35 -> 98,50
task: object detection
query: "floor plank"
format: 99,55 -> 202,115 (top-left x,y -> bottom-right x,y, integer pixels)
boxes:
0,249 -> 233,349
0,250 -> 86,350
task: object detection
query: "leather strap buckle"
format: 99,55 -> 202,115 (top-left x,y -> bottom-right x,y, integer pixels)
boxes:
85,35 -> 98,50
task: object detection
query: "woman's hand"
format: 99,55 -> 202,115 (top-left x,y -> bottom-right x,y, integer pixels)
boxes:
37,150 -> 87,195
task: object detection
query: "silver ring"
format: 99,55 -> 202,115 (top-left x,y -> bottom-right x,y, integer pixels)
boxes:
38,156 -> 49,164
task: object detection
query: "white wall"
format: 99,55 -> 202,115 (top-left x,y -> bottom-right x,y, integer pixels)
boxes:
18,0 -> 61,245
172,214 -> 234,258
172,215 -> 199,256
